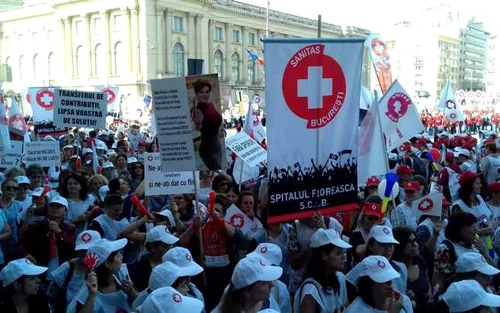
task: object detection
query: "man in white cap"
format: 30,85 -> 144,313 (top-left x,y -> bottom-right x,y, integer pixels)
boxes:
19,196 -> 76,277
129,225 -> 179,291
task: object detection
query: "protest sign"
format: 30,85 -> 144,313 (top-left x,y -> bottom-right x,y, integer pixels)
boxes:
0,140 -> 23,168
144,153 -> 199,196
264,38 -> 363,223
24,141 -> 61,167
28,87 -> 68,137
225,204 -> 256,237
226,132 -> 267,168
95,86 -> 119,112
53,89 -> 107,128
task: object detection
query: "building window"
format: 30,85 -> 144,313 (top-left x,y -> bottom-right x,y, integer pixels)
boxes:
5,57 -> 12,82
173,43 -> 185,76
32,32 -> 38,45
47,30 -> 54,43
231,30 -> 240,43
18,55 -> 24,81
173,17 -> 183,32
214,50 -> 223,78
75,46 -> 84,77
93,17 -> 102,33
231,52 -> 240,82
248,33 -> 256,45
33,54 -> 40,80
113,15 -> 122,30
248,58 -> 256,83
75,21 -> 82,36
113,41 -> 123,75
94,44 -> 103,77
214,27 -> 223,41
48,52 -> 55,80
18,34 -> 23,45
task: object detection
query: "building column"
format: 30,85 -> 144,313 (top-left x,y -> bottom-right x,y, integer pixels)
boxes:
100,10 -> 111,78
225,23 -> 232,82
207,19 -> 214,74
242,26 -> 248,84
130,6 -> 140,75
122,8 -> 132,74
81,13 -> 91,77
58,18 -> 67,78
155,6 -> 164,73
187,13 -> 196,59
63,18 -> 73,78
165,8 -> 173,75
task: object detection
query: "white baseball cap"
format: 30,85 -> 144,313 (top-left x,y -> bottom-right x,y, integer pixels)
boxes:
49,196 -> 69,209
457,148 -> 471,158
96,141 -> 108,151
82,148 -> 93,155
247,243 -> 283,266
63,144 -> 74,150
346,255 -> 400,285
148,261 -> 194,291
367,225 -> 399,244
309,228 -> 352,249
147,226 -> 179,246
86,238 -> 127,267
456,252 -> 500,275
75,230 -> 102,251
162,247 -> 203,277
443,280 -> 500,312
231,256 -> 283,290
102,161 -> 115,169
259,310 -> 280,313
155,209 -> 175,226
127,157 -> 138,164
15,176 -> 30,185
137,286 -> 203,313
0,258 -> 48,287
30,187 -> 46,198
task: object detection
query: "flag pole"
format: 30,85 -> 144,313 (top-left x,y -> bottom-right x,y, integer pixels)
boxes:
317,15 -> 322,38
266,0 -> 270,37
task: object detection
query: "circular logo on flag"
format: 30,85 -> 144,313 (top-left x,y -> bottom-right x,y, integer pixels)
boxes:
458,90 -> 465,98
36,88 -> 55,111
282,44 -> 346,129
101,88 -> 116,105
260,246 -> 268,254
386,93 -> 411,122
377,260 -> 386,268
186,253 -> 192,261
147,155 -> 154,162
229,214 -> 245,229
418,198 -> 433,213
445,100 -> 456,110
172,293 -> 182,303
447,109 -> 460,123
81,232 -> 92,243
383,227 -> 390,235
254,95 -> 261,103
476,91 -> 483,99
371,39 -> 388,57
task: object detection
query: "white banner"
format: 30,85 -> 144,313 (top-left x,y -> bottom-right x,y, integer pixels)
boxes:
24,141 -> 61,167
28,87 -> 68,137
438,81 -> 465,122
0,140 -> 23,168
225,132 -> 267,168
95,86 -> 119,112
144,153 -> 198,196
243,102 -> 266,143
53,89 -> 107,129
264,38 -> 363,222
378,80 -> 425,151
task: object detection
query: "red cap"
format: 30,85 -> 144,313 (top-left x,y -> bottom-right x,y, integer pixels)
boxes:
488,182 -> 500,193
485,139 -> 496,146
403,181 -> 420,192
458,170 -> 482,186
445,152 -> 455,160
396,165 -> 413,176
361,202 -> 382,219
416,138 -> 427,148
365,176 -> 381,188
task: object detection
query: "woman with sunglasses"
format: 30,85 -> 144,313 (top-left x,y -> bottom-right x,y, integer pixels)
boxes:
129,161 -> 144,193
0,179 -> 21,262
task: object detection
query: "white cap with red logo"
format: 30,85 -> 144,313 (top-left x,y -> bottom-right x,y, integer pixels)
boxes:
137,286 -> 203,313
162,247 -> 203,277
346,255 -> 400,286
75,230 -> 102,251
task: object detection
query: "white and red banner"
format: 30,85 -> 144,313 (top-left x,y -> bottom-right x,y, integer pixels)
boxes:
365,34 -> 393,94
95,86 -> 119,112
378,80 -> 425,151
438,81 -> 465,123
244,102 -> 266,143
225,204 -> 256,236
264,38 -> 363,223
411,192 -> 443,218
28,87 -> 67,137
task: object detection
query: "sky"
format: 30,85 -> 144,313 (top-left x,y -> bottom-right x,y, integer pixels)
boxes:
237,0 -> 497,35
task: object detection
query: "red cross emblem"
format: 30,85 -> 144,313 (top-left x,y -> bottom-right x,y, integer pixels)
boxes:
386,92 -> 411,122
260,246 -> 268,254
377,260 -> 386,268
418,198 -> 433,213
382,227 -> 390,235
371,39 -> 388,57
186,253 -> 192,261
229,214 -> 245,229
173,293 -> 182,303
101,88 -> 116,105
81,232 -> 92,243
147,155 -> 154,162
282,44 -> 346,129
35,88 -> 55,111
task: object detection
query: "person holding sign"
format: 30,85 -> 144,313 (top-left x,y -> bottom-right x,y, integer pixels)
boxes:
190,79 -> 223,170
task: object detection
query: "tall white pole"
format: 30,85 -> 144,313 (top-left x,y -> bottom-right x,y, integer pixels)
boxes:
266,0 -> 270,37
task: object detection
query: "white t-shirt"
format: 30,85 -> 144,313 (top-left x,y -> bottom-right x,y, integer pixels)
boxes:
65,194 -> 96,235
93,214 -> 130,240
293,274 -> 348,313
345,295 -> 413,313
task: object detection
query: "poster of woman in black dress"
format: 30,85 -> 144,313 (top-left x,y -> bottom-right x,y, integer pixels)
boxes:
187,74 -> 226,171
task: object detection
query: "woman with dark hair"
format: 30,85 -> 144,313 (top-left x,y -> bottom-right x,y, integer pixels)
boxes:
108,177 -> 131,198
26,164 -> 44,191
392,227 -> 430,313
128,161 -> 144,193
0,258 -> 50,313
61,174 -> 95,235
433,212 -> 495,295
212,175 -> 231,194
115,140 -> 131,156
226,184 -> 239,205
294,228 -> 352,313
190,79 -> 223,170
68,238 -> 137,313
345,256 -> 412,313
113,154 -> 128,171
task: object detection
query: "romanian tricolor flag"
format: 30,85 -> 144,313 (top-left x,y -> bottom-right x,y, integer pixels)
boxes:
247,49 -> 265,67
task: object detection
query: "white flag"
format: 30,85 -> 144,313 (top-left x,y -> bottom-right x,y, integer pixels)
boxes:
358,93 -> 388,185
233,157 -> 260,184
225,204 -> 255,236
411,192 -> 443,218
438,81 -> 465,122
95,86 -> 120,113
378,80 -> 425,151
243,102 -> 266,143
